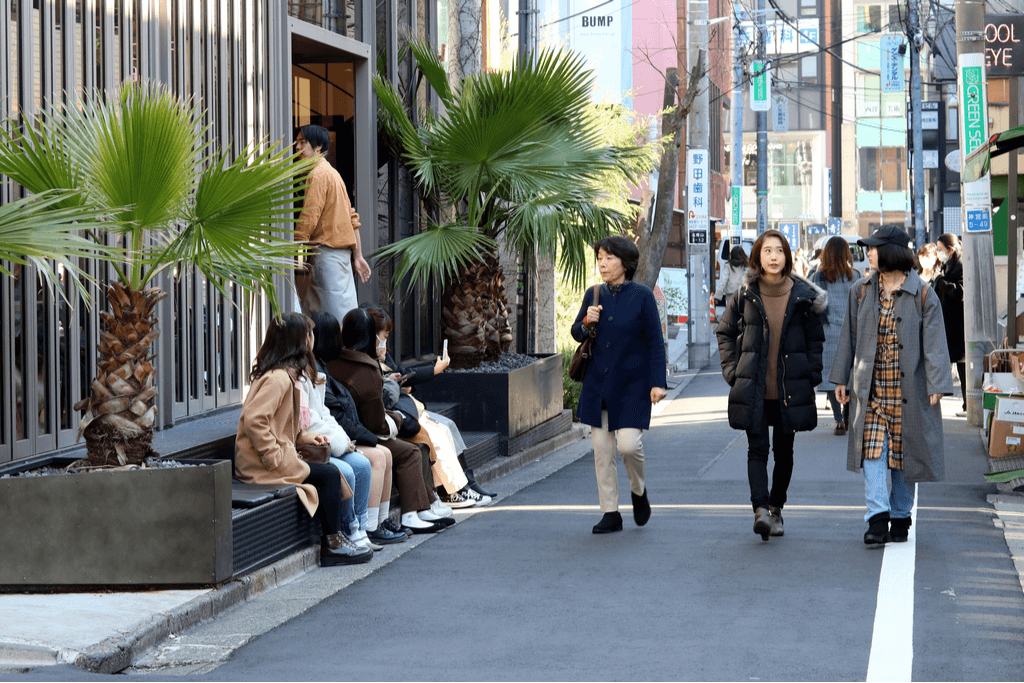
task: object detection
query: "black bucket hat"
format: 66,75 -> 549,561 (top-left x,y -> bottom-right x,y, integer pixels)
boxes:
857,225 -> 911,248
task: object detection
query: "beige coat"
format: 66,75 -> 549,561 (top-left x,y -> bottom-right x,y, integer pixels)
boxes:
234,369 -> 318,516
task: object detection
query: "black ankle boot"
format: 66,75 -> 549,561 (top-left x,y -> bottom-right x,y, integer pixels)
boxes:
465,468 -> 497,498
889,516 -> 912,542
592,511 -> 623,534
864,512 -> 891,546
631,489 -> 651,526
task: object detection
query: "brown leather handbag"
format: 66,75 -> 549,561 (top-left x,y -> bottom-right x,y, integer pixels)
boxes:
296,442 -> 330,464
568,284 -> 600,383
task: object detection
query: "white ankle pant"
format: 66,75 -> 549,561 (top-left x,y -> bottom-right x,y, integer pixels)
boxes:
591,410 -> 645,513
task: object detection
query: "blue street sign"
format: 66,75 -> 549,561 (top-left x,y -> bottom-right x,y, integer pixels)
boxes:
779,222 -> 800,249
806,224 -> 828,235
827,217 -> 842,235
966,206 -> 991,233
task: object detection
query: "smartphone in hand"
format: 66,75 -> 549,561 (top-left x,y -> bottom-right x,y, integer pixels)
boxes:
442,339 -> 449,359
396,372 -> 415,385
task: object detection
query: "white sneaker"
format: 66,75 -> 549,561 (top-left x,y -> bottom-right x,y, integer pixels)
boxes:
430,497 -> 454,518
461,486 -> 493,507
401,511 -> 433,529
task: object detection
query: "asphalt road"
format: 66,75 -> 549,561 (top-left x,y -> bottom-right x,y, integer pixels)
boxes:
9,362 -> 1024,681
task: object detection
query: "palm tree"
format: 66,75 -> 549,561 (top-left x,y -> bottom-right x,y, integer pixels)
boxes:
0,83 -> 310,466
373,44 -> 643,367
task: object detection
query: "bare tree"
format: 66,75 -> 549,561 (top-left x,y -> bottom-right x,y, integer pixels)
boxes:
633,50 -> 705,290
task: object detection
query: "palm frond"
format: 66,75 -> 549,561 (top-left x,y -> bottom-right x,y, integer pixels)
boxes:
0,115 -> 88,210
408,39 -> 453,105
0,191 -> 125,304
373,224 -> 497,288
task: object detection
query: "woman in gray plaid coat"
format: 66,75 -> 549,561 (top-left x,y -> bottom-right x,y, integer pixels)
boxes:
830,226 -> 953,546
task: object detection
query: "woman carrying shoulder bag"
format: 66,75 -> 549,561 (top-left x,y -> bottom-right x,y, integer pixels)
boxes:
235,313 -> 372,566
716,229 -> 827,541
571,236 -> 667,535
831,226 -> 953,545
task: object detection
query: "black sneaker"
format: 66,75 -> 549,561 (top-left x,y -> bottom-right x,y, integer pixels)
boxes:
461,486 -> 493,507
381,518 -> 413,537
439,489 -> 476,509
367,525 -> 408,544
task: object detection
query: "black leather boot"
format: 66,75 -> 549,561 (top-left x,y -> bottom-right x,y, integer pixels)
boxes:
321,533 -> 374,566
631,488 -> 651,526
753,507 -> 772,540
864,512 -> 891,546
889,516 -> 912,542
592,511 -> 623,534
464,468 -> 497,498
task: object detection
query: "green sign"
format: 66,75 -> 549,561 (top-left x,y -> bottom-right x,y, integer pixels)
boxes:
751,61 -> 770,112
731,186 -> 741,226
962,65 -> 986,156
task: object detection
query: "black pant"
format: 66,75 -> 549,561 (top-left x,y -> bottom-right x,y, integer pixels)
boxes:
304,462 -> 343,536
746,399 -> 795,511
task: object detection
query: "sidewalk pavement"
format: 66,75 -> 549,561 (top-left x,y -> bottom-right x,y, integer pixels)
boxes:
0,339 -> 696,675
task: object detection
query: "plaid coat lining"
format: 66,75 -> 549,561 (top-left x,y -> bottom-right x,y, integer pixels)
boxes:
863,287 -> 903,469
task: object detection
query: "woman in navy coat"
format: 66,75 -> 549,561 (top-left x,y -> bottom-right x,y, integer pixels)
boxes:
571,236 -> 668,534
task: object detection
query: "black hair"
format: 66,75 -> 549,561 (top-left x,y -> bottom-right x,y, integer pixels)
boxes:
728,246 -> 748,268
358,302 -> 394,334
593,235 -> 640,280
874,242 -> 916,274
937,233 -> 962,258
340,308 -> 377,358
748,229 -> 793,279
298,124 -> 330,154
311,311 -> 343,363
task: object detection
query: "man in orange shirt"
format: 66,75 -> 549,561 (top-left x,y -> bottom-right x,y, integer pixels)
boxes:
294,124 -> 371,322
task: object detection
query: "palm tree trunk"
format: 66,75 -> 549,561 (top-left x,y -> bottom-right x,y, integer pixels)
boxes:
441,247 -> 513,368
74,282 -> 167,467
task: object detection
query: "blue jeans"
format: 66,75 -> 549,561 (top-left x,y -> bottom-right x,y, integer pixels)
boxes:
862,429 -> 914,522
331,452 -> 372,530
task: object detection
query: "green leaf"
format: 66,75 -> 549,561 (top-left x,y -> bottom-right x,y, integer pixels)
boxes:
408,39 -> 453,105
372,224 -> 497,288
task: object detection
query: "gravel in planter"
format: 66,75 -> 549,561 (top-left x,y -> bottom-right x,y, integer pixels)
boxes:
1,458 -> 207,479
447,352 -> 540,373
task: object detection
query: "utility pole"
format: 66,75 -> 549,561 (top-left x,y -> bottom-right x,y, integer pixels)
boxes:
956,0 -> 999,426
909,3 -> 925,247
687,0 -> 711,368
518,0 -> 536,59
756,0 -> 768,233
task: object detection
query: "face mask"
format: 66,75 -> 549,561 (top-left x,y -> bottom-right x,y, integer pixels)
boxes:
937,250 -> 949,263
377,337 -> 387,352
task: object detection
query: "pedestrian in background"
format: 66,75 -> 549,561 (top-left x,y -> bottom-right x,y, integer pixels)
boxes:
831,226 -> 952,546
716,229 -> 826,541
811,236 -> 859,436
717,246 -> 748,307
933,233 -> 966,416
917,243 -> 939,282
571,236 -> 667,534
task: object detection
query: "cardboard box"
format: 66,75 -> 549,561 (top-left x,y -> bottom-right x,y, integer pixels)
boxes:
989,396 -> 1024,458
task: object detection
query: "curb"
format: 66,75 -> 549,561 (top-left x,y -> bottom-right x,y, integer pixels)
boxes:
64,425 -> 588,674
71,547 -> 320,674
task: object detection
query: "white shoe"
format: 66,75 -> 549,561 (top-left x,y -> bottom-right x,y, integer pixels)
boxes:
401,511 -> 434,529
353,529 -> 383,551
461,486 -> 492,507
419,508 -> 446,522
430,497 -> 454,518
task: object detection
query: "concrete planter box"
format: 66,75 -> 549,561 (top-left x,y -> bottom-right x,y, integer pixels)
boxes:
0,459 -> 232,587
413,354 -> 563,452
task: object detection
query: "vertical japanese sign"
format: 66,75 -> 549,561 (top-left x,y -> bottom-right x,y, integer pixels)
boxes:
959,52 -> 991,208
687,149 -> 710,246
778,222 -> 800,250
750,61 -> 770,111
880,34 -> 905,93
827,216 -> 841,236
731,186 -> 742,241
772,94 -> 788,132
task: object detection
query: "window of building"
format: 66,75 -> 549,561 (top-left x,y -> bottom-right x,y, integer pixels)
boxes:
857,4 -> 882,33
801,54 -> 817,84
859,147 -> 906,191
799,0 -> 817,17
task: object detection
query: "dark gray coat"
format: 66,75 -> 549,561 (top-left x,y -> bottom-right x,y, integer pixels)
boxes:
829,270 -> 954,483
716,271 -> 828,433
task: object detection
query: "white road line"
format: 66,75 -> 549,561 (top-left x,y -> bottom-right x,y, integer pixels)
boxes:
866,484 -> 919,682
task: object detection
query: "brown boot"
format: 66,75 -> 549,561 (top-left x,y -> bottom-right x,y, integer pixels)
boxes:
768,506 -> 785,537
321,533 -> 373,566
753,507 -> 772,540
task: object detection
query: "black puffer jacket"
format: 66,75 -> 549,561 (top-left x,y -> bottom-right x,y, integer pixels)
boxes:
318,360 -> 379,446
716,271 -> 828,433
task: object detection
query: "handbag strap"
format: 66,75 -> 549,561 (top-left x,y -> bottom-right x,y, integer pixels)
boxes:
587,284 -> 600,336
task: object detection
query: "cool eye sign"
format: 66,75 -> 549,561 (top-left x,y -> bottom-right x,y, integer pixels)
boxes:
986,15 -> 1024,76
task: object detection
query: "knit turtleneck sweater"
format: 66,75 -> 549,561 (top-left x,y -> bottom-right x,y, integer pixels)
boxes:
759,275 -> 794,400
